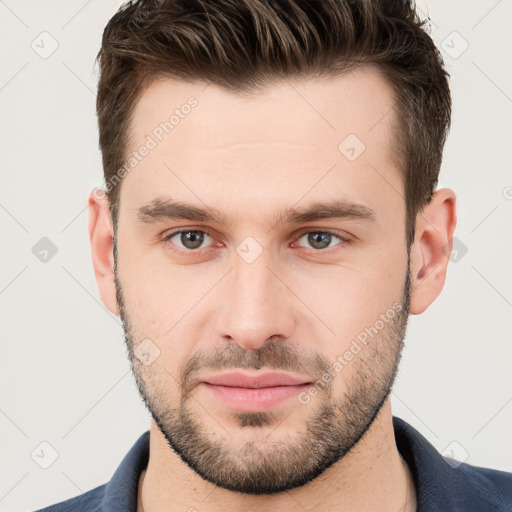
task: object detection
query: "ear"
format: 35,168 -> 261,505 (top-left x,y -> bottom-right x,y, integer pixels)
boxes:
88,188 -> 118,315
409,188 -> 457,315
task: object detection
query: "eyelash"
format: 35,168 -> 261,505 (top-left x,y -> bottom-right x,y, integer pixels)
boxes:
161,228 -> 351,257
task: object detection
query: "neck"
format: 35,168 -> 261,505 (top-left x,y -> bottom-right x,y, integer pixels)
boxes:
138,400 -> 416,512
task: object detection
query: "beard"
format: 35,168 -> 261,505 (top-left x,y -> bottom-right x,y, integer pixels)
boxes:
114,253 -> 411,495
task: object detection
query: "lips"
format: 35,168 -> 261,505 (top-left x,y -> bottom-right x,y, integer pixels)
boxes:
203,371 -> 311,388
200,372 -> 313,412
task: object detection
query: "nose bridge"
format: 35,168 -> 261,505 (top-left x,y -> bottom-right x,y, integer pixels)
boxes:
215,244 -> 295,349
233,253 -> 273,314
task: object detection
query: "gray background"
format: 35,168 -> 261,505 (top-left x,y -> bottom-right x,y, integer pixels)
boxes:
1,1 -> 511,511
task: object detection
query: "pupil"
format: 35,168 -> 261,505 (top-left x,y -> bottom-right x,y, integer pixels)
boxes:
182,231 -> 204,249
308,232 -> 330,249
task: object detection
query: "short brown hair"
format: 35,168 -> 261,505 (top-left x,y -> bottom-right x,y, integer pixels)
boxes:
96,0 -> 451,245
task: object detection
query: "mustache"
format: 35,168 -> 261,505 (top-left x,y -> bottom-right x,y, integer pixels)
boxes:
179,340 -> 332,396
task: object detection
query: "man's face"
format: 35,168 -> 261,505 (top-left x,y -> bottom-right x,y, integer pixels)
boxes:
114,66 -> 411,494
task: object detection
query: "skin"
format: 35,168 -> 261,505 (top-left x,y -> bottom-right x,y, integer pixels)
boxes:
89,66 -> 456,511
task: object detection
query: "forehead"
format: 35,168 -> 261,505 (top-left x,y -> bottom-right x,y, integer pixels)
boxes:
120,66 -> 402,229
129,65 -> 397,151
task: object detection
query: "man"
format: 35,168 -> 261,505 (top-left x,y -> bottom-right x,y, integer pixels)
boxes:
34,0 -> 512,511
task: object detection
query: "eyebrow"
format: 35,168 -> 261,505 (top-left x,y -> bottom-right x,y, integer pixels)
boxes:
136,196 -> 377,228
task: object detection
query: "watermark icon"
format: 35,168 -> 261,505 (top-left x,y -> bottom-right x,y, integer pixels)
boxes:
134,338 -> 161,366
338,133 -> 366,162
31,31 -> 59,59
32,237 -> 58,263
31,441 -> 59,469
441,31 -> 469,60
443,236 -> 468,263
93,96 -> 198,201
441,441 -> 469,468
236,236 -> 264,264
298,302 -> 402,404
503,186 -> 512,200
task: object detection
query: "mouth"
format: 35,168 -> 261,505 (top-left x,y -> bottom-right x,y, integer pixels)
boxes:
200,371 -> 313,412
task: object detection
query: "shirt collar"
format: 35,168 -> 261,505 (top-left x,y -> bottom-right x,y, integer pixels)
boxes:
101,429 -> 149,511
393,416 -> 505,511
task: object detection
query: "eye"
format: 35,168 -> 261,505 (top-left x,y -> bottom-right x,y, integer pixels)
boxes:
164,230 -> 214,252
162,228 -> 349,257
295,231 -> 346,251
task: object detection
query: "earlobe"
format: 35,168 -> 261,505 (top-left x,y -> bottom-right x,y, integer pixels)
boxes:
88,189 -> 119,315
409,188 -> 457,315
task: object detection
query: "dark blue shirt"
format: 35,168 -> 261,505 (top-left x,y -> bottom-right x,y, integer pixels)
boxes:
31,416 -> 512,511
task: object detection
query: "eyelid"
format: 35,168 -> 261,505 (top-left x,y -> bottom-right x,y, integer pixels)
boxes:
163,227 -> 215,240
293,227 -> 352,242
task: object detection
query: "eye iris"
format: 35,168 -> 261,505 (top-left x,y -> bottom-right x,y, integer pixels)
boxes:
308,232 -> 331,249
181,231 -> 204,249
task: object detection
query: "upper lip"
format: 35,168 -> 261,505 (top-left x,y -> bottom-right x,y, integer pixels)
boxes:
203,372 -> 311,388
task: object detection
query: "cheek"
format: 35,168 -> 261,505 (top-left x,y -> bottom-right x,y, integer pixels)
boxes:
116,241 -> 216,368
288,247 -> 407,353
116,241 -> 171,337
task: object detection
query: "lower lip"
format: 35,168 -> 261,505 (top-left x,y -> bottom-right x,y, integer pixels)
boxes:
201,382 -> 311,412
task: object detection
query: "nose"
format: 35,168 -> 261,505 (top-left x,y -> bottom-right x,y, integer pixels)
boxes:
215,250 -> 296,351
